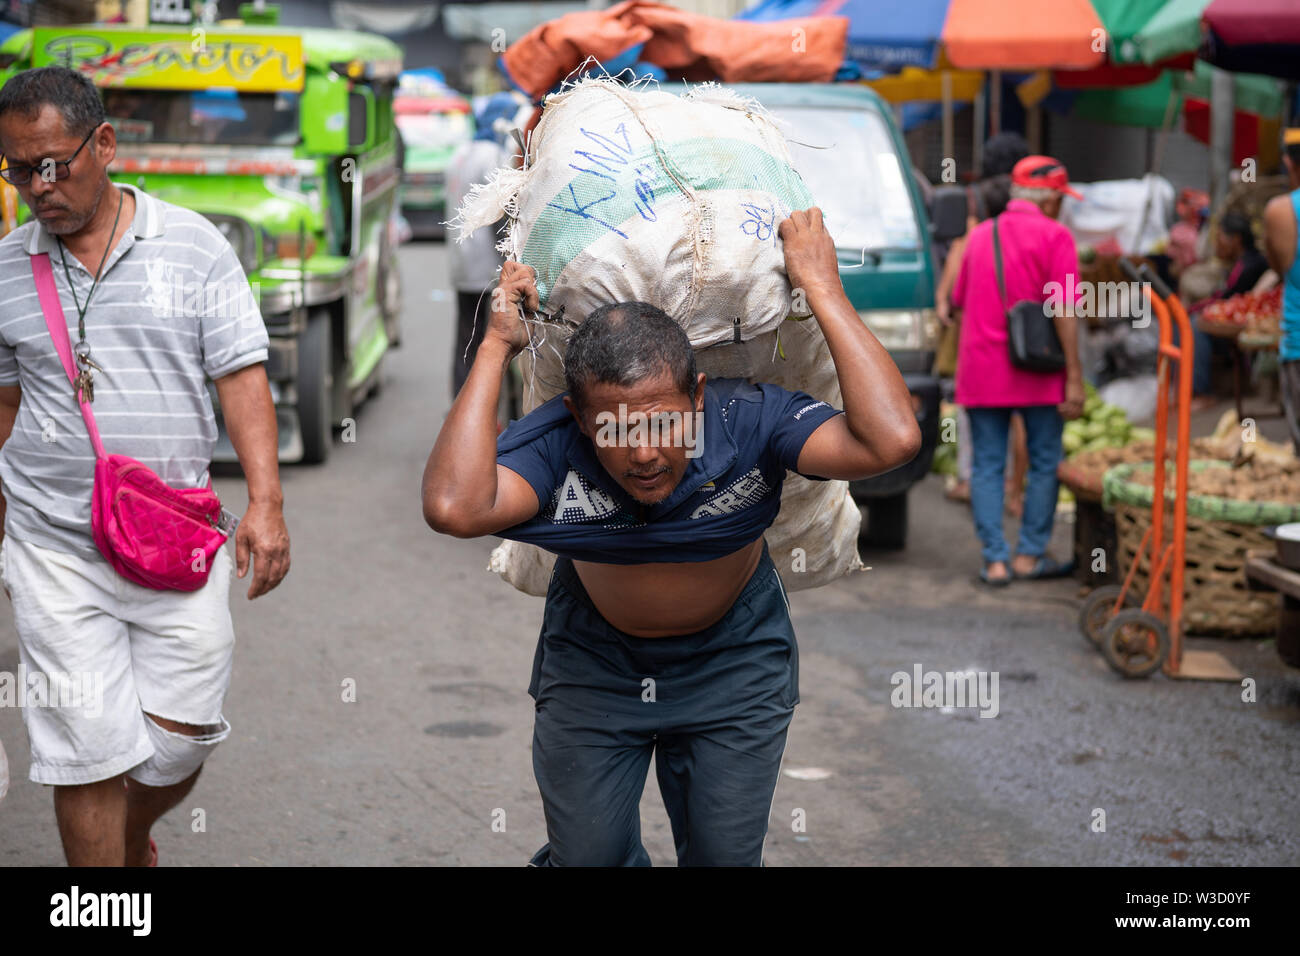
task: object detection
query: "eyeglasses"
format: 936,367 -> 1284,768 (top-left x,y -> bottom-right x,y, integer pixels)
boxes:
0,123 -> 102,186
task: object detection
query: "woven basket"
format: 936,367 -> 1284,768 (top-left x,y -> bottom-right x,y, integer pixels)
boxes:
1057,459 -> 1104,503
1104,461 -> 1300,636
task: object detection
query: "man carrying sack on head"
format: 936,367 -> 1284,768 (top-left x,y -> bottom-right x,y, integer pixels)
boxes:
423,208 -> 921,866
0,67 -> 290,866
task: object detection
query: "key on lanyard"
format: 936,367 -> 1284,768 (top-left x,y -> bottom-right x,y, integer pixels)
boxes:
73,342 -> 103,404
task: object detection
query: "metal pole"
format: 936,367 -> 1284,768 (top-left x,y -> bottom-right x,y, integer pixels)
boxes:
1151,85 -> 1179,175
941,71 -> 954,168
990,70 -> 1001,136
972,89 -> 985,176
1209,66 -> 1235,214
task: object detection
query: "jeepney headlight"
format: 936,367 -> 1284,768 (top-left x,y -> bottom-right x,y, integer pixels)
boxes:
857,308 -> 940,352
204,215 -> 259,275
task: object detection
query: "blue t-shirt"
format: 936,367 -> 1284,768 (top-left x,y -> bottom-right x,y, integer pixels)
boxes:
495,377 -> 844,564
1283,189 -> 1300,362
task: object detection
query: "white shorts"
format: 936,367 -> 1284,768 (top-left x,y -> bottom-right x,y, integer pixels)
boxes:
0,533 -> 235,786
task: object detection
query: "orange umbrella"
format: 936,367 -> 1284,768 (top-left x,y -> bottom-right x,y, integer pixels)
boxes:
939,0 -> 1106,70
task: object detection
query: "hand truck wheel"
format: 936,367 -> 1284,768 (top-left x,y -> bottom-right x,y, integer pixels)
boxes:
1078,584 -> 1136,647
1100,609 -> 1170,679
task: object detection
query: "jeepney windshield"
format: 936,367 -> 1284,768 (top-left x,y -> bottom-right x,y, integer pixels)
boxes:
103,88 -> 299,146
769,104 -> 922,255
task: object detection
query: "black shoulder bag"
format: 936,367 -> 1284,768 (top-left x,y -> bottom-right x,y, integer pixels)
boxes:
992,215 -> 1066,373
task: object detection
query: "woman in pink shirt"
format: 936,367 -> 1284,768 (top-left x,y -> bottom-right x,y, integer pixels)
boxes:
951,156 -> 1086,585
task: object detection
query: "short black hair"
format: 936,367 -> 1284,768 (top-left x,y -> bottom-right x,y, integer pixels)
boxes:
981,132 -> 1030,180
1219,212 -> 1256,250
1286,141 -> 1300,168
0,66 -> 105,141
977,174 -> 1013,220
564,301 -> 697,413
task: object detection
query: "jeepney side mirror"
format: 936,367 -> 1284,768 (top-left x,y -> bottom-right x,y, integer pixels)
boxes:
930,186 -> 968,243
348,86 -> 374,152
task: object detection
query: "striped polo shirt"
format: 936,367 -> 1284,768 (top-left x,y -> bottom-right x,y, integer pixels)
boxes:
0,183 -> 268,557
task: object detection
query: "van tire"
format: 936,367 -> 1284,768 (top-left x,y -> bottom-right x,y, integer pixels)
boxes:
298,310 -> 332,465
859,492 -> 908,550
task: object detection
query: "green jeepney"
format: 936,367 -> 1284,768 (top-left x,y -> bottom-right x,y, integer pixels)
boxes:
395,70 -> 472,239
0,13 -> 404,463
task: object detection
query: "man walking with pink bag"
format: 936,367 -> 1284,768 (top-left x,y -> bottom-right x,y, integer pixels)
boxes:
0,67 -> 290,865
950,155 -> 1085,586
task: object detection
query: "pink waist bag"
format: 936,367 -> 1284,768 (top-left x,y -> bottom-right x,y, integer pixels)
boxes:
31,253 -> 228,591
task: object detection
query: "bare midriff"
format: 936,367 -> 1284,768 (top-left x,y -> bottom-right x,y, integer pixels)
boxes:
572,537 -> 766,638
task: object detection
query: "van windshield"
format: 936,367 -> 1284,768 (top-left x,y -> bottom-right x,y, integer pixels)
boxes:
769,104 -> 921,255
103,88 -> 299,146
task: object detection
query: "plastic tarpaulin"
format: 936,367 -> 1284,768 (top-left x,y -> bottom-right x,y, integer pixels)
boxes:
1060,174 -> 1175,256
737,0 -> 950,71
739,0 -> 1106,71
500,0 -> 847,100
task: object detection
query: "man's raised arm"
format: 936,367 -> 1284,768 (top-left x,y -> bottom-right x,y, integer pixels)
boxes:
423,261 -> 543,538
781,209 -> 923,481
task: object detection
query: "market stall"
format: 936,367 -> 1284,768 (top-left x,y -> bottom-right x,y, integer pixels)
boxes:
1062,407 -> 1299,637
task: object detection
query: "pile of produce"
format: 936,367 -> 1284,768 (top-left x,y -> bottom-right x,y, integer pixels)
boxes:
1200,286 -> 1282,336
1066,436 -> 1228,476
1062,384 -> 1146,455
1126,456 -> 1300,502
1119,410 -> 1300,501
1061,407 -> 1297,500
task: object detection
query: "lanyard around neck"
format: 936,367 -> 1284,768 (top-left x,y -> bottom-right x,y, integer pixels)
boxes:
55,188 -> 125,345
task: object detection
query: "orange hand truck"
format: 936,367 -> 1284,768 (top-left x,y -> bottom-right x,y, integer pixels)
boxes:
1077,261 -> 1241,681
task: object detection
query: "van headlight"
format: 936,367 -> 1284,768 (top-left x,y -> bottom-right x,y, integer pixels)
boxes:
857,308 -> 940,352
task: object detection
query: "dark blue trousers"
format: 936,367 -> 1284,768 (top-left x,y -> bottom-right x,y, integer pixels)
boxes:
526,543 -> 798,867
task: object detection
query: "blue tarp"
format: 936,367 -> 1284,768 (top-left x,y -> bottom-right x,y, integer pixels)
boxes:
735,0 -> 951,72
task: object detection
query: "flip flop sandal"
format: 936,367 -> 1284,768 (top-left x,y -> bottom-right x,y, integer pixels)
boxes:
1013,556 -> 1075,580
979,566 -> 1012,587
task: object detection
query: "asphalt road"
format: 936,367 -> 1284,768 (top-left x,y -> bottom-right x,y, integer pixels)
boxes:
1,241 -> 1297,866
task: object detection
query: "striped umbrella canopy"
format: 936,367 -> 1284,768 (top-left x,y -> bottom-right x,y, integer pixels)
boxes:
1120,0 -> 1213,65
735,0 -> 1201,72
